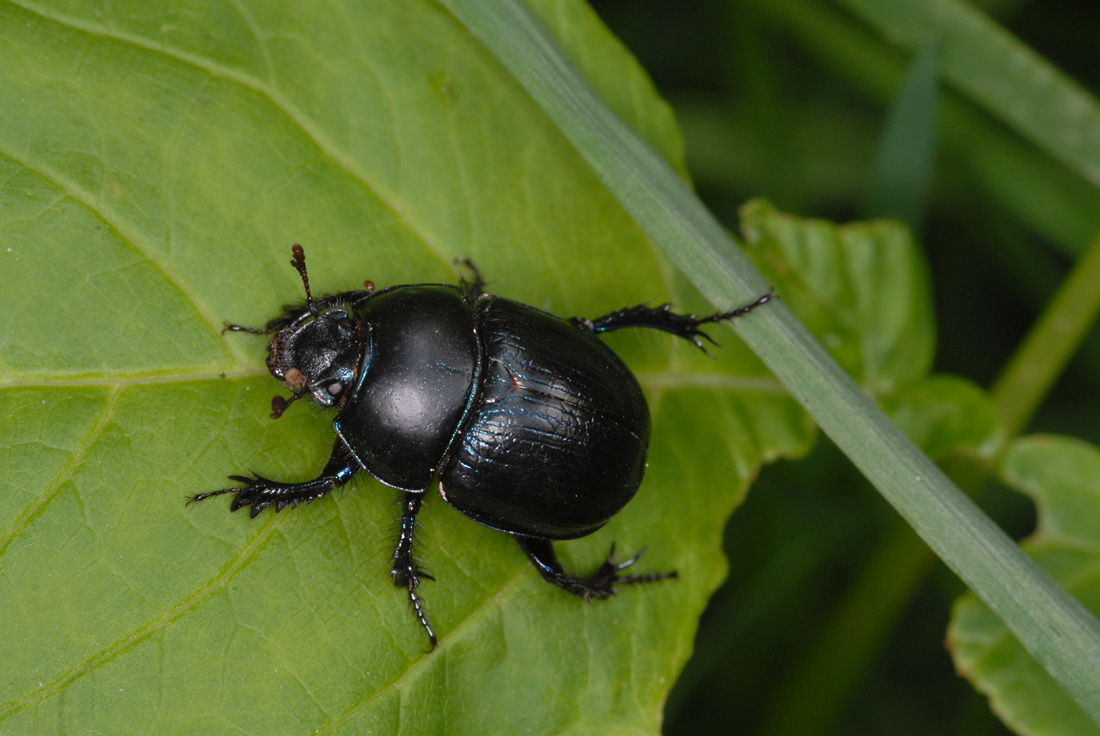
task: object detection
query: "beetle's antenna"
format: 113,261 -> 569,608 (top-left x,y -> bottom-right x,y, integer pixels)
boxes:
270,389 -> 307,420
290,244 -> 317,314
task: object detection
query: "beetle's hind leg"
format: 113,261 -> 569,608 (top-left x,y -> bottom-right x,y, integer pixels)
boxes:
389,492 -> 437,648
516,536 -> 676,601
571,291 -> 774,355
189,440 -> 357,517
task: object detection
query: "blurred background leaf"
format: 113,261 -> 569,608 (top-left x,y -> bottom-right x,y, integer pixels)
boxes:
951,436 -> 1100,736
587,1 -> 1100,734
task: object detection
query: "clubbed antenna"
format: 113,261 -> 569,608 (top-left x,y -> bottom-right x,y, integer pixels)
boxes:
270,391 -> 306,420
290,244 -> 316,314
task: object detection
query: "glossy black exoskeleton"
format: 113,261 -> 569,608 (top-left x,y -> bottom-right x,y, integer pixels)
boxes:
192,245 -> 773,648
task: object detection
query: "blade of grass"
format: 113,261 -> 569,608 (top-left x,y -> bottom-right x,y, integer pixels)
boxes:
440,0 -> 1100,723
836,0 -> 1100,188
992,230 -> 1100,436
863,43 -> 939,231
718,9 -> 1100,724
749,0 -> 1100,259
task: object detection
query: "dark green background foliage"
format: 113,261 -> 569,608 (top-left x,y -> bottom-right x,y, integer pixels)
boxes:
590,1 -> 1100,735
3,0 -> 1100,735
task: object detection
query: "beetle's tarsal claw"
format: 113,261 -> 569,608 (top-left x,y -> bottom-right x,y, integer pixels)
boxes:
617,569 -> 679,586
581,544 -> 675,598
406,580 -> 437,650
615,546 -> 648,571
186,487 -> 235,504
453,256 -> 486,300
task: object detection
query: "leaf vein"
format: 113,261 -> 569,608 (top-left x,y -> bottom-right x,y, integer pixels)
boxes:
313,562 -> 535,735
0,385 -> 120,560
6,0 -> 457,271
0,147 -> 235,365
0,511 -> 284,717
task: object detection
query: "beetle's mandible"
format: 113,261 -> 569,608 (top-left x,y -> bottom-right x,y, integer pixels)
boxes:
192,245 -> 773,648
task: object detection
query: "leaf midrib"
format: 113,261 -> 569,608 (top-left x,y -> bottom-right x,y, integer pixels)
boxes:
0,386 -> 121,558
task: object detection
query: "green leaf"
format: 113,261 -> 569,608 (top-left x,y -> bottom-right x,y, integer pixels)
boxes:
739,199 -> 935,395
881,375 -> 1003,460
0,2 -> 810,733
949,436 -> 1100,736
733,202 -> 1003,465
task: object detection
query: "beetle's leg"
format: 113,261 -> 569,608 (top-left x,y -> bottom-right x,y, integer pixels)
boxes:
389,492 -> 437,648
189,440 -> 357,518
516,536 -> 677,601
223,293 -> 375,337
571,291 -> 774,356
453,256 -> 485,301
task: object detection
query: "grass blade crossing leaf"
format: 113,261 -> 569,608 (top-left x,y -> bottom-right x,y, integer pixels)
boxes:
441,0 -> 1100,724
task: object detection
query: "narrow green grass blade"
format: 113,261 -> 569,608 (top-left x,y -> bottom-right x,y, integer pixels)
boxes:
836,0 -> 1100,188
441,0 -> 1100,723
993,231 -> 1100,437
864,44 -> 939,229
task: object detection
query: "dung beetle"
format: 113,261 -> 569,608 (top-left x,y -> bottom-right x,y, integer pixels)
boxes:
192,245 -> 773,647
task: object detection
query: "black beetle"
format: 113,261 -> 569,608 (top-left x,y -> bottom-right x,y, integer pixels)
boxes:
192,245 -> 772,647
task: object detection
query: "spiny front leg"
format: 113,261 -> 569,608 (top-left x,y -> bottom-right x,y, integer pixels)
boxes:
516,536 -> 677,601
190,440 -> 357,518
390,492 -> 437,648
571,291 -> 774,355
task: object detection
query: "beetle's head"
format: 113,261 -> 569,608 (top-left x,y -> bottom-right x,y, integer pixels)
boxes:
262,245 -> 364,418
267,306 -> 361,411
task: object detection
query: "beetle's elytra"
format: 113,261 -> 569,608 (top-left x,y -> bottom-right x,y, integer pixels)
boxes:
192,245 -> 773,648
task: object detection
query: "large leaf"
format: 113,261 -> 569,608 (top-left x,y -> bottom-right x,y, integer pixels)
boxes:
0,1 -> 811,733
949,436 -> 1100,736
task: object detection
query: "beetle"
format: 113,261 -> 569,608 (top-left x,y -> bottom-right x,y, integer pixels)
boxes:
192,245 -> 773,647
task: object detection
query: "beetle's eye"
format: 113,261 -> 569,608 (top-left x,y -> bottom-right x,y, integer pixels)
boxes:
326,381 -> 345,397
337,316 -> 355,330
